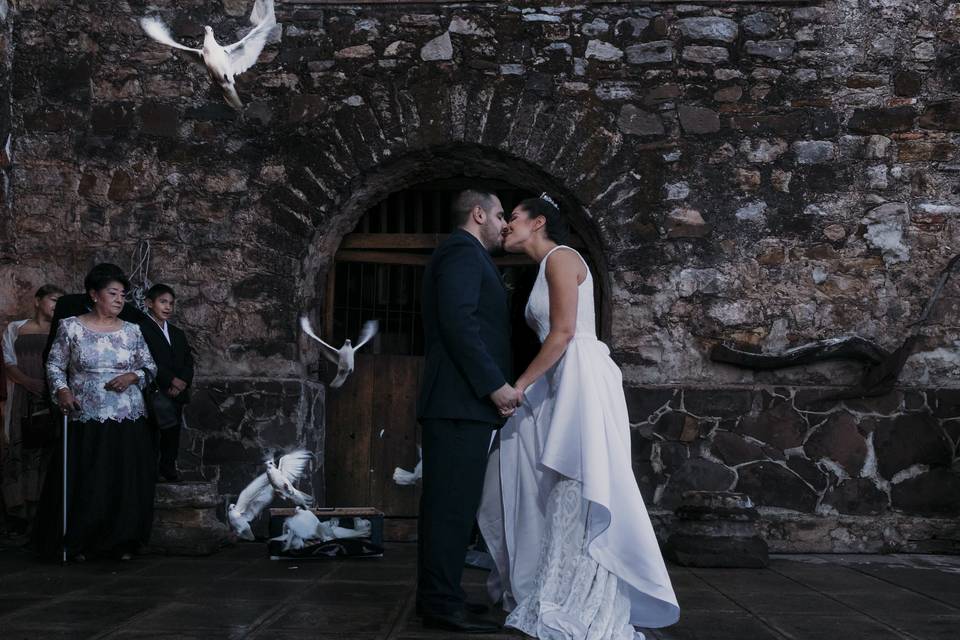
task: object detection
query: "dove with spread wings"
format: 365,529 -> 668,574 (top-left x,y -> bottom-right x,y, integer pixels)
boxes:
139,0 -> 280,110
300,316 -> 380,388
227,449 -> 313,540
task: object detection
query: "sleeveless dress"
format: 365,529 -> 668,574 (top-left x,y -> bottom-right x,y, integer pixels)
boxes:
478,246 -> 679,639
1,329 -> 50,522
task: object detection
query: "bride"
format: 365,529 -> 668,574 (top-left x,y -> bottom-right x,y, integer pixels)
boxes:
478,194 -> 680,639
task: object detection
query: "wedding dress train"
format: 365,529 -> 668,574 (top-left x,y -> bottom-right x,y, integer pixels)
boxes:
478,246 -> 680,639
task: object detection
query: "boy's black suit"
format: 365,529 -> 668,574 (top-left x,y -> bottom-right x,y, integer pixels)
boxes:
416,229 -> 512,616
140,318 -> 194,478
139,319 -> 194,406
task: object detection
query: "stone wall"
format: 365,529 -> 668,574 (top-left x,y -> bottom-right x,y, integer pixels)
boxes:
1,1 -> 959,548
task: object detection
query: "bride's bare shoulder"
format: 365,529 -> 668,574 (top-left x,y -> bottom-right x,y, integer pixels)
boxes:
545,247 -> 587,284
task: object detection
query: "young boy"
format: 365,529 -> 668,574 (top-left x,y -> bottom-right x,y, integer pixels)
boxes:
143,284 -> 195,482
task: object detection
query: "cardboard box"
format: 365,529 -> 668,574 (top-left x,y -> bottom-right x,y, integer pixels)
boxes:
267,507 -> 385,559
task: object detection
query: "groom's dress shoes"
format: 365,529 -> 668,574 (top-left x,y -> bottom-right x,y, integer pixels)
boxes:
421,610 -> 500,634
465,601 -> 490,615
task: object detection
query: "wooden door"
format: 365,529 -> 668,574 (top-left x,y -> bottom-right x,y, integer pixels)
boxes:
325,353 -> 423,516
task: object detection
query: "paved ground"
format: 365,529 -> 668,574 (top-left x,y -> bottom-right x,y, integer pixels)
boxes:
0,540 -> 958,639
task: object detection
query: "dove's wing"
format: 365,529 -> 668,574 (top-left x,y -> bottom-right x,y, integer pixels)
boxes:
353,320 -> 380,351
224,15 -> 276,76
235,473 -> 273,519
278,449 -> 312,481
250,0 -> 275,25
140,17 -> 203,55
287,487 -> 314,508
317,520 -> 336,542
393,466 -> 418,485
299,316 -> 341,364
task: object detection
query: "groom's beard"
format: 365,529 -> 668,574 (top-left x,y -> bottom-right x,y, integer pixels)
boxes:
480,227 -> 506,254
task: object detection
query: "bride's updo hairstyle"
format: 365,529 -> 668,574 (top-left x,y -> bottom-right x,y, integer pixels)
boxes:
518,192 -> 570,245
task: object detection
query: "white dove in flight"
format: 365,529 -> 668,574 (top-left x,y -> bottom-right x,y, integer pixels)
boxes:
139,0 -> 280,110
228,473 -> 274,541
393,445 -> 422,486
265,449 -> 314,508
300,316 -> 379,388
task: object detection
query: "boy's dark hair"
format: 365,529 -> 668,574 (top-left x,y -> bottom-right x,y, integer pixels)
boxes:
146,284 -> 176,300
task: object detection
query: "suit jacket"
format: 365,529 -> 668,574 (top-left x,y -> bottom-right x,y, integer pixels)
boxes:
417,229 -> 512,425
43,294 -> 152,364
140,317 -> 195,406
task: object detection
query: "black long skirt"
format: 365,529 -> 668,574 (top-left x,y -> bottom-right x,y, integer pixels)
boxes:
33,417 -> 156,560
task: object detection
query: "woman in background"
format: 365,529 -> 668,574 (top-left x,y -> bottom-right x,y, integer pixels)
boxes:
1,285 -> 64,533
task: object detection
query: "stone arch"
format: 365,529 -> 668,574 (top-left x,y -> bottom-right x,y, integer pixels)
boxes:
297,142 -> 614,351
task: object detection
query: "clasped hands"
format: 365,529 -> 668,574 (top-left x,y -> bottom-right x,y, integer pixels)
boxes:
104,372 -> 140,394
491,383 -> 525,418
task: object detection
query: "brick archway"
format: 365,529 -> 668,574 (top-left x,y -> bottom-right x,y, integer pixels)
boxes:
296,142 -> 617,365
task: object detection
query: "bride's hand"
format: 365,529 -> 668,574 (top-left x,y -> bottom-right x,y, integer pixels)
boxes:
512,385 -> 526,408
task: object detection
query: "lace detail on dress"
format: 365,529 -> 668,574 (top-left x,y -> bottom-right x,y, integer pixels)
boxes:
46,317 -> 156,423
506,479 -> 643,640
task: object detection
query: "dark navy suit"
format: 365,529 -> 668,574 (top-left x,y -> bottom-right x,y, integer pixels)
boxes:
416,229 -> 512,615
140,317 -> 194,477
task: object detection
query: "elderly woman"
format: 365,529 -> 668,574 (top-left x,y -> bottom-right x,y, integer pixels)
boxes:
36,270 -> 157,562
2,285 -> 64,532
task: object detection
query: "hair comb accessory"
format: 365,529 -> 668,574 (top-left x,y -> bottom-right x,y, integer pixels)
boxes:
539,192 -> 559,209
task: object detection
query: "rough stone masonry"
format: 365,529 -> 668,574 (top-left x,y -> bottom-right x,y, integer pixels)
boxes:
1,1 -> 959,552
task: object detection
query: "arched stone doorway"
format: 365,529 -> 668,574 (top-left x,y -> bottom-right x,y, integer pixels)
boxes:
302,146 -> 611,516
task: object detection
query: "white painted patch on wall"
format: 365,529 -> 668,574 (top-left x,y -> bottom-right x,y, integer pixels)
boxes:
861,202 -> 910,265
890,464 -> 929,485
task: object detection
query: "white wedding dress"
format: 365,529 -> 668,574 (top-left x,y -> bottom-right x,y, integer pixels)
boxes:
478,246 -> 680,639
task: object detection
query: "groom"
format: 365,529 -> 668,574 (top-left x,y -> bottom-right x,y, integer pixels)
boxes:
416,189 -> 517,633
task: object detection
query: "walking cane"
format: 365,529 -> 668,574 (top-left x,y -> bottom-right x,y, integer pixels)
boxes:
61,412 -> 68,565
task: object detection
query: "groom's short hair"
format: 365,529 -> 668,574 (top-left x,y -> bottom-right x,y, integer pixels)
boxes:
452,189 -> 498,226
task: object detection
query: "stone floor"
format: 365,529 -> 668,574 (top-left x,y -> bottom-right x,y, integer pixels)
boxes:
0,540 -> 958,639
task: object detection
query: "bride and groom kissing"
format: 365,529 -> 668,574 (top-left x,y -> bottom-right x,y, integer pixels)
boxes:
416,190 -> 680,637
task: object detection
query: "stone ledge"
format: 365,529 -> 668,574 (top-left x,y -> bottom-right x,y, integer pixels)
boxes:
650,509 -> 960,554
154,481 -> 221,510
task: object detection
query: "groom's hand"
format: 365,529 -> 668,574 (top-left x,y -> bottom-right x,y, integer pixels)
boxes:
490,383 -> 519,418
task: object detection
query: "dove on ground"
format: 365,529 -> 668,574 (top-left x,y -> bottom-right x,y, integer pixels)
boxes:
300,316 -> 379,388
317,517 -> 373,542
265,449 -> 315,508
393,445 -> 422,486
228,473 -> 274,540
139,0 -> 280,110
271,506 -> 322,551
